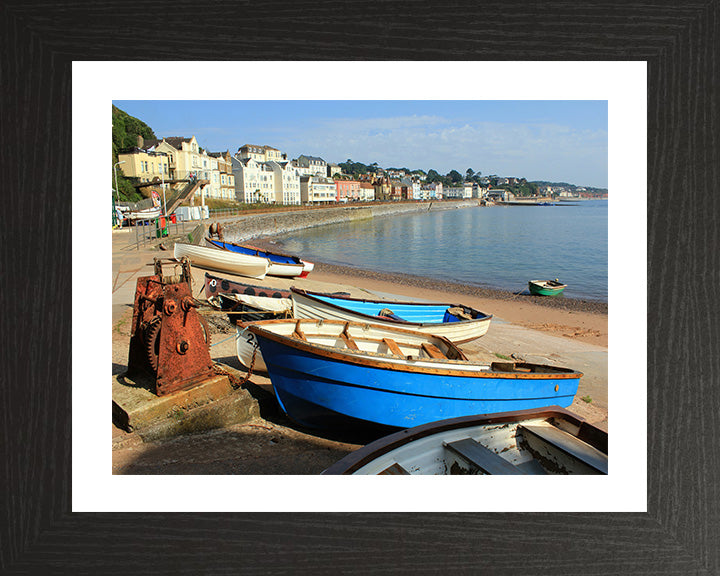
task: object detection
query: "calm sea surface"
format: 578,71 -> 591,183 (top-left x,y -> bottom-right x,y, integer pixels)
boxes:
275,200 -> 608,301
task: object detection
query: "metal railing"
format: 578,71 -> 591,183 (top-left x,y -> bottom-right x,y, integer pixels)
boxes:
129,216 -> 188,250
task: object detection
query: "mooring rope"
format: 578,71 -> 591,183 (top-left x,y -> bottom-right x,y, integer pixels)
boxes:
209,333 -> 237,348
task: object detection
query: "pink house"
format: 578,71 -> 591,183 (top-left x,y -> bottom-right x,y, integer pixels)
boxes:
335,179 -> 362,202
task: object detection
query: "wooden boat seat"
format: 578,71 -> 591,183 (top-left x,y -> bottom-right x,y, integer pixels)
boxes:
293,320 -> 307,341
341,323 -> 359,350
382,338 -> 403,356
421,342 -> 446,359
378,463 -> 410,475
490,362 -> 530,372
518,424 -> 608,474
444,438 -> 524,475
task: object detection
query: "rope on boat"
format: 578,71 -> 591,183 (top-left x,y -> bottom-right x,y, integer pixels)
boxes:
209,334 -> 237,348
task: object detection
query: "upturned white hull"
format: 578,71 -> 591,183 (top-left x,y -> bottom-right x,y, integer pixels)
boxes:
127,207 -> 162,221
267,261 -> 306,278
174,243 -> 269,279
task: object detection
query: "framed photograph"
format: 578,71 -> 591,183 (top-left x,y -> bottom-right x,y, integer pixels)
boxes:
3,2 -> 717,573
91,63 -> 625,511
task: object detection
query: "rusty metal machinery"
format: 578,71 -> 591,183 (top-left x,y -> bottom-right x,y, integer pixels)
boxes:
127,257 -> 216,396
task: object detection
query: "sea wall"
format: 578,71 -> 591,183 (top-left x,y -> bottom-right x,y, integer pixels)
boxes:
217,200 -> 479,242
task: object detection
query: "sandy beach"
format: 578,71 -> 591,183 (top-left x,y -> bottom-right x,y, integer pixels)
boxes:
247,234 -> 608,348
112,228 -> 608,474
306,262 -> 607,346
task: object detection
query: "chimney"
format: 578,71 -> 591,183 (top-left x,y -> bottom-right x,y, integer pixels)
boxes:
137,135 -> 144,148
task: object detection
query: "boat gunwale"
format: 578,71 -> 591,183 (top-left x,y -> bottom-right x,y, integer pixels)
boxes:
291,287 -> 493,325
246,319 -> 582,380
321,406 -> 601,474
528,280 -> 567,290
206,238 -> 304,266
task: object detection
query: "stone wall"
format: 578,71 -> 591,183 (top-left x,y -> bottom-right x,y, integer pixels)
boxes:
215,200 -> 479,243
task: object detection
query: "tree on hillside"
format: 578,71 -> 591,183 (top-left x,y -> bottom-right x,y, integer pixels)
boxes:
426,169 -> 441,183
112,105 -> 157,202
448,170 -> 463,184
465,168 -> 475,180
339,159 -> 372,177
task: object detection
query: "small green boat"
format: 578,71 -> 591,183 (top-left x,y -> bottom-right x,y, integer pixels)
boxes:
528,279 -> 567,296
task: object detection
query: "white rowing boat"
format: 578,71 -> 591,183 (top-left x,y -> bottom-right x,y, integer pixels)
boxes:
291,288 -> 492,343
173,243 -> 269,279
322,407 -> 607,475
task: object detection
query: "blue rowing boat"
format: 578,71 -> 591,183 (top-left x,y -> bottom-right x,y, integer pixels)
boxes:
206,238 -> 313,278
246,319 -> 582,430
291,288 -> 492,343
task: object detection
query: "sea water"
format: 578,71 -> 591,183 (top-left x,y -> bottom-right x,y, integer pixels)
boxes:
274,200 -> 608,301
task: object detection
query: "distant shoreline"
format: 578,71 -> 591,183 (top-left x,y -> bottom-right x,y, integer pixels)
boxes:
217,200 -> 607,312
249,237 -> 608,316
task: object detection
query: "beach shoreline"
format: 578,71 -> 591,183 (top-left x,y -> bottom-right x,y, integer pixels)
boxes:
247,236 -> 608,347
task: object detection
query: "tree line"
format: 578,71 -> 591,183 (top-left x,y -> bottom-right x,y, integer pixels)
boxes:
112,105 -> 156,202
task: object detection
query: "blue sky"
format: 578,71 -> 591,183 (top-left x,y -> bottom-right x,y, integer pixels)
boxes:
114,100 -> 608,188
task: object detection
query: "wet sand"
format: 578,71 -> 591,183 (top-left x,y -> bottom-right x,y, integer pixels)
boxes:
249,237 -> 608,348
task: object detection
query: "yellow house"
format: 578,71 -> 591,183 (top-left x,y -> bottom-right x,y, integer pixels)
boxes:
124,136 -> 237,200
210,151 -> 236,200
150,136 -> 202,180
117,147 -> 170,183
129,135 -> 204,182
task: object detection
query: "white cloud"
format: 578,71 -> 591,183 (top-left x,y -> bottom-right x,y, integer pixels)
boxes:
272,116 -> 607,186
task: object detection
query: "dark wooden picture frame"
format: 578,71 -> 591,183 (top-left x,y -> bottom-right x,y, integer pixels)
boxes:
2,2 -> 718,573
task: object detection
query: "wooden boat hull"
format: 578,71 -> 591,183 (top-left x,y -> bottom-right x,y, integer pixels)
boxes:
247,319 -> 582,430
291,288 -> 492,344
206,238 -> 306,278
322,407 -> 607,475
174,243 -> 268,279
528,280 -> 567,296
236,325 -> 268,372
204,273 -> 291,300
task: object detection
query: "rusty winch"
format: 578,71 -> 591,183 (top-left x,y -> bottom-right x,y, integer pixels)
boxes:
127,257 -> 216,396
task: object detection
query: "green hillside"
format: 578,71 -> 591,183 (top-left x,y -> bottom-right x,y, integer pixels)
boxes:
112,106 -> 156,202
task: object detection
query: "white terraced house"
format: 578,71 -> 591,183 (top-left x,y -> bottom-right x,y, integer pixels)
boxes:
296,155 -> 327,177
300,175 -> 337,204
267,160 -> 301,205
209,151 -> 236,200
231,157 -> 275,203
237,144 -> 286,163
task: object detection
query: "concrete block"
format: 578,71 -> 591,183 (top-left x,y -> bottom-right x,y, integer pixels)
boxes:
112,371 -> 260,444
